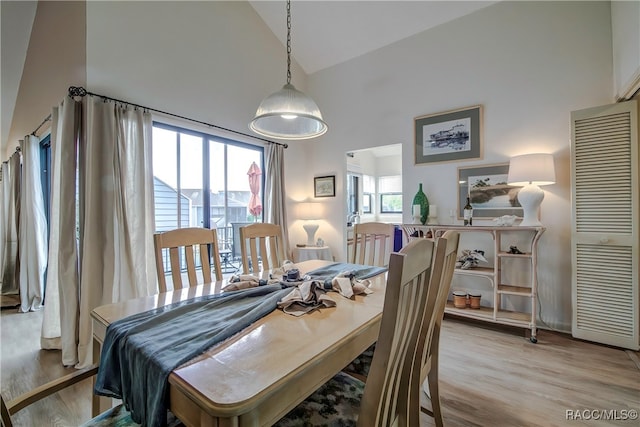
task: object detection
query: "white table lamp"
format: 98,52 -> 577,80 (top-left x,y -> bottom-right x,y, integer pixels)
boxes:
298,202 -> 321,246
507,153 -> 555,227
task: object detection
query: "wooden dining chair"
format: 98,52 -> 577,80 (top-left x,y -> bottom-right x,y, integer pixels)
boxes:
350,222 -> 396,267
274,237 -> 437,426
239,223 -> 286,273
419,230 -> 460,427
0,365 -> 182,426
153,227 -> 223,292
340,230 -> 460,427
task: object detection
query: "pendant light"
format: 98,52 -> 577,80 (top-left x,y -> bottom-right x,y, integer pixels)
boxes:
250,0 -> 327,140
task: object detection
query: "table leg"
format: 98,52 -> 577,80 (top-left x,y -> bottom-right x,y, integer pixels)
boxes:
92,337 -> 112,417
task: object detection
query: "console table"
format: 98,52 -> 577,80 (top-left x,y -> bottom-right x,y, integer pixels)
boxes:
402,224 -> 545,342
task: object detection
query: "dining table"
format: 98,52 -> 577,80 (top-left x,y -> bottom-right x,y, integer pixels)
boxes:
91,259 -> 388,427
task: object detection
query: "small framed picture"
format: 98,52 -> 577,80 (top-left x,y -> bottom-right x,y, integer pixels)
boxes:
314,175 -> 336,198
458,163 -> 523,219
415,105 -> 483,165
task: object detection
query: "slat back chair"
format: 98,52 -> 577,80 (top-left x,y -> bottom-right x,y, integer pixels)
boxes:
339,231 -> 459,426
418,230 -> 460,426
0,363 -> 181,426
275,238 -> 438,426
359,238 -> 439,426
239,223 -> 286,274
1,366 -> 99,427
351,222 -> 396,267
153,227 -> 223,293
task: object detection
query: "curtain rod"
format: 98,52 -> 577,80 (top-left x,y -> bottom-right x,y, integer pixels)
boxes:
67,86 -> 288,149
31,114 -> 52,136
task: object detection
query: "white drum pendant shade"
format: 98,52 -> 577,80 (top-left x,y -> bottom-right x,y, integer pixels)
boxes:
250,83 -> 327,140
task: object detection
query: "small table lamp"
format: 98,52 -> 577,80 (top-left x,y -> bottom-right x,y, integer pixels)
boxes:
507,153 -> 556,227
298,202 -> 320,246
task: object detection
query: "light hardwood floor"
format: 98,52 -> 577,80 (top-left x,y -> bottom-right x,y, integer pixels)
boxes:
1,308 -> 639,426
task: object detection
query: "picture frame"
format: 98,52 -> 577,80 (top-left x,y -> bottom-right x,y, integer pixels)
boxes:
415,105 -> 483,165
314,175 -> 336,198
458,163 -> 523,219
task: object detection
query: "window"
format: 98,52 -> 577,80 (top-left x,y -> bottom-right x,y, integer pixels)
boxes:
39,134 -> 51,228
152,122 -> 264,267
362,174 -> 374,214
362,193 -> 372,214
380,193 -> 403,213
378,175 -> 402,214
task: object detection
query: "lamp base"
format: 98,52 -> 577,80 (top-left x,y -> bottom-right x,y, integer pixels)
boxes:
517,183 -> 544,227
303,223 -> 319,246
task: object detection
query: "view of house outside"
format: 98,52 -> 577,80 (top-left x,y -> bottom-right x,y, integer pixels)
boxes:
152,123 -> 264,267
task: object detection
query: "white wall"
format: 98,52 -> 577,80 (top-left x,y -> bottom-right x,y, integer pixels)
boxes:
2,0 -> 85,159
86,1 -> 307,141
611,0 -> 640,99
1,0 -> 37,158
305,1 -> 613,331
86,0 -> 315,251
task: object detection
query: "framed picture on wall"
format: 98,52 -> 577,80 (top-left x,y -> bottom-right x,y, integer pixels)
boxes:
458,163 -> 523,219
314,175 -> 336,198
415,105 -> 483,165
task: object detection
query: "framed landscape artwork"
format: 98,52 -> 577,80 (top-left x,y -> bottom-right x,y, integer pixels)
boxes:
458,163 -> 523,219
415,105 -> 483,165
314,175 -> 336,198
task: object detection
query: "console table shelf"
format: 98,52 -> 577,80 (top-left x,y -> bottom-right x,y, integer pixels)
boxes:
402,224 -> 545,342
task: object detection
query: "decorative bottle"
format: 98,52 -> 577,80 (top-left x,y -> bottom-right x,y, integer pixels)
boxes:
412,183 -> 429,225
463,196 -> 473,226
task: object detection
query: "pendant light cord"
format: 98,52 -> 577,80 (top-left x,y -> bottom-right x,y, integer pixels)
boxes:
286,0 -> 292,85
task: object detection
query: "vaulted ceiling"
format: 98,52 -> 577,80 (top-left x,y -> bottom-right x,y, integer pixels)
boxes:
249,1 -> 496,74
1,1 -> 496,157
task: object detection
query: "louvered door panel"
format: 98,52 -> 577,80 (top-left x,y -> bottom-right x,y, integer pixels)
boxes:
571,100 -> 639,350
574,113 -> 632,233
575,244 -> 634,338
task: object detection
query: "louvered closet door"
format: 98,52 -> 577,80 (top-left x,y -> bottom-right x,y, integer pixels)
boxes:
571,100 -> 639,350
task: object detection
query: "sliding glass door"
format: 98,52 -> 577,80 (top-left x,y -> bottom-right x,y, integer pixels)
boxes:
152,122 -> 264,268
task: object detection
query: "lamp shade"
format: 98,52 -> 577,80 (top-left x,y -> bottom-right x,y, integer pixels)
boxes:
507,153 -> 556,186
250,84 -> 328,140
298,202 -> 321,221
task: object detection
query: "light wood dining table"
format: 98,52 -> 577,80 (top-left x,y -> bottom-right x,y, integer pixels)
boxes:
91,259 -> 387,427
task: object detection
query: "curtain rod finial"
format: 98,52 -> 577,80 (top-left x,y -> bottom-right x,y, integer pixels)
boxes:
68,86 -> 87,97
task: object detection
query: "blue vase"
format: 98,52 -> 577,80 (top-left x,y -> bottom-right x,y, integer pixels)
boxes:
412,184 -> 429,225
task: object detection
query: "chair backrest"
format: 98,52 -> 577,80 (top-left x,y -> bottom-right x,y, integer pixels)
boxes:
239,223 -> 286,274
350,222 -> 396,267
357,238 -> 437,426
421,230 -> 460,382
153,227 -> 223,292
